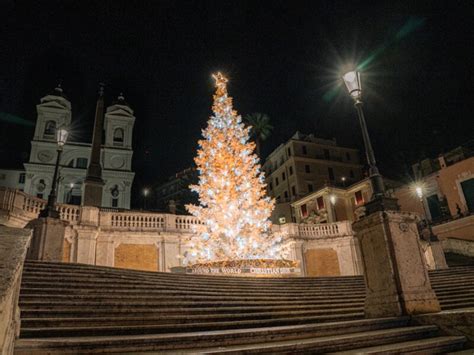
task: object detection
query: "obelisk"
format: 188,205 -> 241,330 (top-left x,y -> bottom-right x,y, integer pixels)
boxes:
83,83 -> 105,206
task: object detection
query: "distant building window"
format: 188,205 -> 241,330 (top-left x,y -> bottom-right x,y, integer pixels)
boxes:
76,158 -> 88,169
324,149 -> 330,160
275,177 -> 279,186
317,196 -> 325,210
18,173 -> 26,184
328,167 -> 335,180
291,185 -> 296,196
282,172 -> 286,181
44,120 -> 56,136
113,128 -> 124,145
308,184 -> 313,192
37,193 -> 43,199
301,204 -> 308,217
276,195 -> 281,203
346,152 -> 351,161
112,198 -> 118,207
350,170 -> 355,178
269,182 -> 273,191
305,164 -> 310,173
287,147 -> 291,156
302,145 -> 307,155
284,191 -> 288,199
355,190 -> 364,205
289,166 -> 293,175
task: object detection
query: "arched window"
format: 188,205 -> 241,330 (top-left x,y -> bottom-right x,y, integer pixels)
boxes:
113,128 -> 124,145
44,120 -> 56,136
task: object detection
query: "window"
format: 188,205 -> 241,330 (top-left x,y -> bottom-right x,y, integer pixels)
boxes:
276,195 -> 281,203
18,173 -> 26,184
289,166 -> 293,175
317,196 -> 325,210
282,172 -> 286,181
305,164 -> 310,173
37,193 -> 44,199
275,177 -> 279,186
113,128 -> 124,145
328,167 -> 335,180
112,198 -> 119,207
308,184 -> 313,192
323,149 -> 330,160
284,191 -> 288,199
350,170 -> 355,178
76,158 -> 88,169
287,147 -> 291,156
302,145 -> 307,155
301,204 -> 308,217
291,185 -> 296,196
44,120 -> 56,136
269,182 -> 273,191
355,190 -> 364,205
346,152 -> 351,161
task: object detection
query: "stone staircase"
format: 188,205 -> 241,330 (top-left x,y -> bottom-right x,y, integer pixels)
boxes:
14,261 -> 474,354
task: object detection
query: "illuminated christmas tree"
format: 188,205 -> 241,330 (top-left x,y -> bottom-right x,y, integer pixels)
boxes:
185,73 -> 284,265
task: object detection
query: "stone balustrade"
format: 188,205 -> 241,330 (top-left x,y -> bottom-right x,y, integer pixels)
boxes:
0,226 -> 32,354
0,187 -> 353,239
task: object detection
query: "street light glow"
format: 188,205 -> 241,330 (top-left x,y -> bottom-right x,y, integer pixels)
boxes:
330,194 -> 336,205
143,188 -> 150,197
415,185 -> 423,199
342,70 -> 362,100
56,127 -> 69,147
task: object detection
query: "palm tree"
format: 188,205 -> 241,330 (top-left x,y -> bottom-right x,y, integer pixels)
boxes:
244,112 -> 273,158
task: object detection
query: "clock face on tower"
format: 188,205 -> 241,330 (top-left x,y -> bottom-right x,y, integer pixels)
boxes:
37,150 -> 54,163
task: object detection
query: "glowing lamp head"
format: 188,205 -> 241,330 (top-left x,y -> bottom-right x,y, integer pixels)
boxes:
143,188 -> 150,197
329,194 -> 336,205
56,127 -> 69,147
341,177 -> 346,182
69,182 -> 74,189
342,70 -> 362,101
415,186 -> 423,199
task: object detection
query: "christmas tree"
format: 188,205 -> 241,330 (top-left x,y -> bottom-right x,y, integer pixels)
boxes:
185,73 -> 285,265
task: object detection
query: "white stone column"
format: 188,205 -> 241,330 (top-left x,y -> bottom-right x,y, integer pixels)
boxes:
95,235 -> 115,267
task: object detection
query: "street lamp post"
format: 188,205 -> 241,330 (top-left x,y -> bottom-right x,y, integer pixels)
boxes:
143,188 -> 150,210
415,185 -> 436,240
329,194 -> 337,222
342,70 -> 398,213
40,127 -> 69,218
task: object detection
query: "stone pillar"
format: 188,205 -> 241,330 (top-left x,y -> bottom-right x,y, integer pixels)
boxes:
353,210 -> 441,317
421,239 -> 448,270
25,217 -> 68,261
75,206 -> 100,265
95,236 -> 115,267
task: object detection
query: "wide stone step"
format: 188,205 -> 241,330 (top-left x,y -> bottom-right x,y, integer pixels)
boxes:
20,313 -> 366,338
20,303 -> 364,318
19,285 -> 367,297
19,298 -> 362,309
19,293 -> 365,303
21,276 -> 366,291
15,317 -> 409,353
21,308 -> 365,327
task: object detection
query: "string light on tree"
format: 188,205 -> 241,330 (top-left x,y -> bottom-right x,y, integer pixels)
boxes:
185,72 -> 287,265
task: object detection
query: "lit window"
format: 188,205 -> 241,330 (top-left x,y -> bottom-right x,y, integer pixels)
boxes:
301,204 -> 308,217
355,190 -> 364,205
317,196 -> 325,210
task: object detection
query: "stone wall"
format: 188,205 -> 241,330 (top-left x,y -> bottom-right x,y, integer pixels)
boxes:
442,237 -> 474,258
434,215 -> 474,242
0,226 -> 32,355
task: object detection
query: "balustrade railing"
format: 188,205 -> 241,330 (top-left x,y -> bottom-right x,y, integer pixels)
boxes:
0,187 -> 353,237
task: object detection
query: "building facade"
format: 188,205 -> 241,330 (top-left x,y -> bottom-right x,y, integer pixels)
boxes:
153,167 -> 198,214
0,87 -> 135,209
262,132 -> 364,224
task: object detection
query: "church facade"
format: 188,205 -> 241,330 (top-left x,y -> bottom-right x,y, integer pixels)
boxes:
0,86 -> 135,209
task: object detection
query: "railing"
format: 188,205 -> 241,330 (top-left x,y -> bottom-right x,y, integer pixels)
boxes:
0,187 -> 353,238
110,212 -> 165,229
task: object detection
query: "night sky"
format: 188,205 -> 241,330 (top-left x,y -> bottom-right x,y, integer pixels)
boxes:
1,1 -> 473,207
